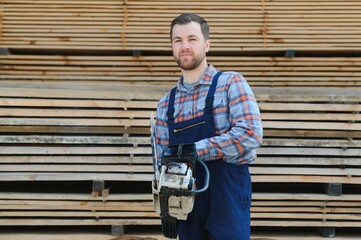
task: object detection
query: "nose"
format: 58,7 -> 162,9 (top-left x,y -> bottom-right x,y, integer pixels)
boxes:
182,42 -> 190,50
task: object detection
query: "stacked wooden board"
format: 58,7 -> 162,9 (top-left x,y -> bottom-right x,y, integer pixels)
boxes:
1,0 -> 361,238
0,78 -> 360,183
0,68 -> 360,231
0,192 -> 360,228
1,54 -> 361,87
1,0 -> 361,51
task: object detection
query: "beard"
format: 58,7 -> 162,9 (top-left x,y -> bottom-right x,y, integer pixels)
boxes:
174,51 -> 206,71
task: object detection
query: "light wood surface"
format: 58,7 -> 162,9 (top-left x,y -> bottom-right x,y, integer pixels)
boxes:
1,0 -> 360,234
0,192 -> 360,227
2,0 -> 361,51
2,55 -> 361,87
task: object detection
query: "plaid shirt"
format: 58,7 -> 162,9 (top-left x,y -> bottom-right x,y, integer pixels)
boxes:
155,65 -> 263,164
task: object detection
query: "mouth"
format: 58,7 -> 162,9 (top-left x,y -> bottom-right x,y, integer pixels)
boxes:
180,50 -> 193,56
180,53 -> 193,58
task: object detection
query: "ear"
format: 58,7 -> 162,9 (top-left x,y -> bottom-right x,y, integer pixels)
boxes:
205,39 -> 211,53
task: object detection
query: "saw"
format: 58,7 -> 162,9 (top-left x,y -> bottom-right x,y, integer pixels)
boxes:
150,114 -> 210,239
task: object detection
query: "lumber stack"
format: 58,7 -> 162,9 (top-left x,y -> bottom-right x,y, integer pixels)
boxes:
0,192 -> 360,228
1,0 -> 361,238
0,56 -> 360,235
0,192 -> 158,226
252,193 -> 361,228
1,0 -> 361,51
0,78 -> 360,184
1,54 -> 361,88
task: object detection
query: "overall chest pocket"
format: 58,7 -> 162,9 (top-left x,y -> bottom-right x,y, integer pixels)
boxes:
173,120 -> 206,133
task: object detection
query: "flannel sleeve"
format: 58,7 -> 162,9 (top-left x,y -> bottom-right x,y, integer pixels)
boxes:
195,74 -> 263,164
154,94 -> 170,166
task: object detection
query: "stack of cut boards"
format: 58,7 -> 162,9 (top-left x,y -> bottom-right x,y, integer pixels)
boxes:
1,192 -> 361,229
1,0 -> 361,237
1,55 -> 361,88
0,54 -> 360,230
1,0 -> 361,51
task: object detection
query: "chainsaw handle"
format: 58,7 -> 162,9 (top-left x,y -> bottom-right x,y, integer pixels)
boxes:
160,144 -> 210,195
191,158 -> 210,194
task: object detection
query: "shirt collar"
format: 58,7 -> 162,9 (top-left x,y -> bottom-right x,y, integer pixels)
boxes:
176,64 -> 217,91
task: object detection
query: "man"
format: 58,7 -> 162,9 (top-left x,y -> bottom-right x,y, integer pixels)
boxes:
155,13 -> 263,240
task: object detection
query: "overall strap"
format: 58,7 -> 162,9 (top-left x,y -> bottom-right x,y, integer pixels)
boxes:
167,71 -> 222,120
167,87 -> 177,121
205,71 -> 222,111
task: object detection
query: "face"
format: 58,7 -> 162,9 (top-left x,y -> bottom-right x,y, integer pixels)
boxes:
171,21 -> 210,71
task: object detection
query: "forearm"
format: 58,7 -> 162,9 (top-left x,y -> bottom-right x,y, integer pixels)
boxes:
195,120 -> 263,163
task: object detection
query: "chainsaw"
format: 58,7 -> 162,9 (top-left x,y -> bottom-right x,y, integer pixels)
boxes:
150,114 -> 210,239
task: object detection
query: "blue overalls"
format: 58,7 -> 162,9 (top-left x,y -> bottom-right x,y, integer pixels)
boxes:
166,72 -> 252,240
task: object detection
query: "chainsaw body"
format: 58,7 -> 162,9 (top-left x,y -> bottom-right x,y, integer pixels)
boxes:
152,144 -> 198,238
150,116 -> 209,238
152,160 -> 195,220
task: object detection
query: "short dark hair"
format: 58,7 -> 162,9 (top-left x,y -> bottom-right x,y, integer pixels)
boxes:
170,13 -> 209,40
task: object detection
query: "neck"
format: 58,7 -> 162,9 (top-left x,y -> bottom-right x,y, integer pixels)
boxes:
182,60 -> 208,84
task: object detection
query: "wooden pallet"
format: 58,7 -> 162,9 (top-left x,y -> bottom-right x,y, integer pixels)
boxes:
1,0 -> 361,51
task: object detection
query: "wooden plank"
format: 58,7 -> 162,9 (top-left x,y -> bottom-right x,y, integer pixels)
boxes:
0,126 -> 358,136
2,165 -> 360,176
251,221 -> 361,228
250,167 -> 361,176
0,232 -> 167,240
0,108 -> 152,118
2,135 -> 359,148
1,231 -> 359,240
0,86 -> 168,101
252,207 -> 361,214
253,193 -> 361,201
0,83 -> 359,102
251,213 -> 361,221
0,200 -> 153,211
1,146 -> 356,158
3,155 -> 359,166
252,175 -> 361,184
1,118 -> 360,131
0,192 -> 152,201
0,156 -> 151,164
0,173 -> 153,181
0,135 -> 149,145
2,109 -> 360,122
0,173 -> 360,184
264,129 -> 361,138
1,218 -> 361,227
0,126 -> 149,134
0,118 -> 150,127
0,211 -> 158,218
0,219 -> 160,226
0,146 -> 151,155
0,98 -> 158,108
257,147 -> 361,157
0,164 -> 153,173
255,157 -> 361,166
